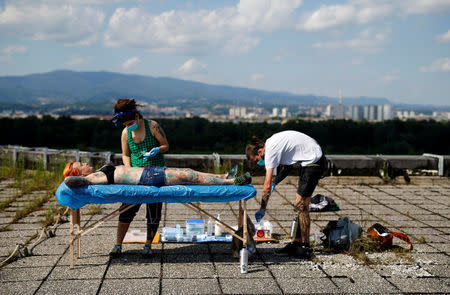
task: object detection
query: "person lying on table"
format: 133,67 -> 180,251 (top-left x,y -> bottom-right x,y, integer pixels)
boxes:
63,161 -> 251,188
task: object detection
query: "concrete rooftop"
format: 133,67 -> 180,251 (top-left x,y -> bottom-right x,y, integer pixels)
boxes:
1,176 -> 449,294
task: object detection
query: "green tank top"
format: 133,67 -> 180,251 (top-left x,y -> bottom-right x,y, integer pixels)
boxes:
127,119 -> 166,167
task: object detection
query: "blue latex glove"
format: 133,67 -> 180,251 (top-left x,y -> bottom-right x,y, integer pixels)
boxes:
143,147 -> 160,159
255,210 -> 265,222
271,183 -> 275,193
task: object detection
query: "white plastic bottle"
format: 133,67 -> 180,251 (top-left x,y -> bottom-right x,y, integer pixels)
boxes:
207,219 -> 213,236
214,214 -> 222,236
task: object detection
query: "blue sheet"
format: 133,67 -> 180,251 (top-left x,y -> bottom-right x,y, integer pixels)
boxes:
55,183 -> 257,209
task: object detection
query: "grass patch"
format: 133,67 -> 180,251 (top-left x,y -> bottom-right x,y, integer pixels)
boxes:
85,204 -> 103,215
0,225 -> 11,232
0,160 -> 65,225
13,192 -> 54,223
40,204 -> 67,227
0,191 -> 21,212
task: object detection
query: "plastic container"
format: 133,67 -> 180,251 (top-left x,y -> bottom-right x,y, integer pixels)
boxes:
161,225 -> 183,242
186,219 -> 205,235
207,219 -> 213,236
253,220 -> 273,239
214,214 -> 222,236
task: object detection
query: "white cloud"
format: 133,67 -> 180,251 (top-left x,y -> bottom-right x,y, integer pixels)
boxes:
0,45 -> 27,63
251,73 -> 264,81
351,56 -> 365,65
0,2 -> 105,46
311,28 -> 390,53
1,45 -> 27,55
297,0 -> 450,33
298,4 -> 356,31
398,0 -> 450,15
122,57 -> 140,70
104,0 -> 301,55
420,58 -> 450,72
380,70 -> 400,82
67,55 -> 91,66
435,30 -> 450,43
176,58 -> 207,74
297,2 -> 393,32
232,0 -> 302,32
273,55 -> 282,62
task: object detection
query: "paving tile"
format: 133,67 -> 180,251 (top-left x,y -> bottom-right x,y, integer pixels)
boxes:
36,278 -> 101,295
278,277 -> 338,294
99,278 -> 159,295
220,278 -> 281,294
0,266 -> 53,282
1,280 -> 41,295
386,277 -> 450,294
161,278 -> 221,295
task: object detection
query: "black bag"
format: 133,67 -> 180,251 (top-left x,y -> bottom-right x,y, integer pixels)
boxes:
322,217 -> 362,251
310,194 -> 339,212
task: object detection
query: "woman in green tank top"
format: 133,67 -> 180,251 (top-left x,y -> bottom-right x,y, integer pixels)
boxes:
110,98 -> 169,258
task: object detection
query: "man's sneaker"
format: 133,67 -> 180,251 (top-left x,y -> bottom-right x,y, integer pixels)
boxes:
142,244 -> 152,257
109,244 -> 122,258
226,165 -> 239,179
234,172 -> 252,185
275,242 -> 312,259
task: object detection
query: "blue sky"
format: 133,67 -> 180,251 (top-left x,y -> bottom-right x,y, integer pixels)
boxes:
0,0 -> 449,106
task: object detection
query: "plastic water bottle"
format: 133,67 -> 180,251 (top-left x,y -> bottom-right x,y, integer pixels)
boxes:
240,248 -> 248,274
214,214 -> 222,236
290,216 -> 298,238
207,219 -> 213,236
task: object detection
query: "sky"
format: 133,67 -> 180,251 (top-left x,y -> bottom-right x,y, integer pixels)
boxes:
0,0 -> 449,106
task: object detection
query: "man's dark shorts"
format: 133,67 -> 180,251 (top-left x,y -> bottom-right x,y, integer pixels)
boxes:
297,155 -> 327,197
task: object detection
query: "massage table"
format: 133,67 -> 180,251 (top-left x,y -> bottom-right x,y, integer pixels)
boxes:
55,183 -> 257,272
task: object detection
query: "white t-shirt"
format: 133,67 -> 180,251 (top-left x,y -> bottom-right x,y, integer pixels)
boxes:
264,130 -> 323,169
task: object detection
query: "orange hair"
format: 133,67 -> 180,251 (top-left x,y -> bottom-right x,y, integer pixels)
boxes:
63,161 -> 80,177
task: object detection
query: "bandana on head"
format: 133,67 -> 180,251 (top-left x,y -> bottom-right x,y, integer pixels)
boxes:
111,109 -> 137,126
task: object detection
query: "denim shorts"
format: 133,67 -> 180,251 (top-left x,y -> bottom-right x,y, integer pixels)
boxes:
138,166 -> 166,187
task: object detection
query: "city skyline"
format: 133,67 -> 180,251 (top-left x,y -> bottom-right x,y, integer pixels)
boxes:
0,0 -> 449,106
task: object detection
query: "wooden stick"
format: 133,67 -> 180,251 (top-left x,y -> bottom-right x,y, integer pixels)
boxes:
78,204 -> 135,238
69,209 -> 74,268
75,209 -> 81,258
243,201 -> 247,248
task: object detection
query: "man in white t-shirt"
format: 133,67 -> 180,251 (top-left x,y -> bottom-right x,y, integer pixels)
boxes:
246,130 -> 327,259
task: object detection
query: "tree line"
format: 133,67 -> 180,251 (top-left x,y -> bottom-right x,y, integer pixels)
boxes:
1,116 -> 449,155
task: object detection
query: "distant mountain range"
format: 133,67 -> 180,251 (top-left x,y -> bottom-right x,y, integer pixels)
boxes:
0,70 -> 441,114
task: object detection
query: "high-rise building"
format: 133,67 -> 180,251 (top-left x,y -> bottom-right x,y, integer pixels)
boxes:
383,104 -> 392,120
272,108 -> 279,117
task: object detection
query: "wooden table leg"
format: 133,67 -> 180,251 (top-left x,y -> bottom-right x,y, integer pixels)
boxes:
74,209 -> 81,258
69,209 -> 74,268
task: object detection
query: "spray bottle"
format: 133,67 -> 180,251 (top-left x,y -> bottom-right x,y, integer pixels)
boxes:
214,214 -> 222,236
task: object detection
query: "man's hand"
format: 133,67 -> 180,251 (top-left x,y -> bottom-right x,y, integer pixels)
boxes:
255,209 -> 265,222
143,147 -> 160,159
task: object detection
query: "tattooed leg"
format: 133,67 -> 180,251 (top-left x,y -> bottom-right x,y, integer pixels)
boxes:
164,168 -> 233,185
294,194 -> 311,244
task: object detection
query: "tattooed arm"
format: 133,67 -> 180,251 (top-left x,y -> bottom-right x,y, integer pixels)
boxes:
150,120 -> 169,153
64,172 -> 107,187
260,168 -> 274,211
